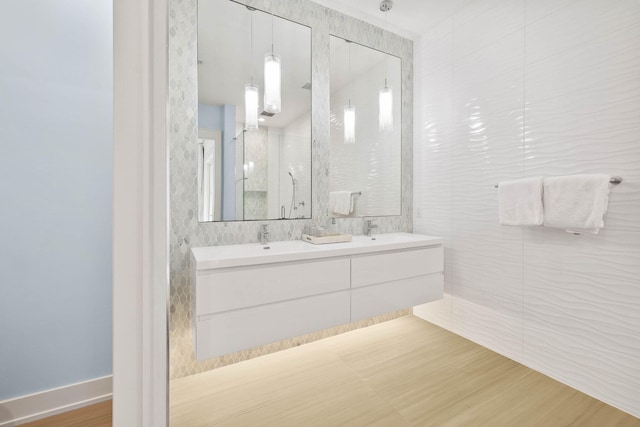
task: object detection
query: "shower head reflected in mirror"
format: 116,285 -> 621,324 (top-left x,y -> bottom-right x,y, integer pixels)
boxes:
288,171 -> 297,185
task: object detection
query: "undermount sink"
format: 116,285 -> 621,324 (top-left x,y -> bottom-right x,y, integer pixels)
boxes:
191,232 -> 443,269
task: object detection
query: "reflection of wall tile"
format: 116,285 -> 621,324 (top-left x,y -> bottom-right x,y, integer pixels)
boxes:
169,0 -> 413,380
414,0 -> 640,417
243,191 -> 268,220
329,57 -> 402,217
243,130 -> 268,192
281,114 -> 312,219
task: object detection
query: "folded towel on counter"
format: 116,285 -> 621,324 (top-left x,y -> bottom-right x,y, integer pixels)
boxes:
329,191 -> 353,216
498,177 -> 544,226
543,174 -> 611,234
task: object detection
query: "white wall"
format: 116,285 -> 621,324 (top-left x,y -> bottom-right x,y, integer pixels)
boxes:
414,0 -> 640,417
0,0 -> 113,401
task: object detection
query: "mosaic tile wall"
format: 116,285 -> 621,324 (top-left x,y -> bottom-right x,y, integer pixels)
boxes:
169,0 -> 413,380
243,192 -> 267,220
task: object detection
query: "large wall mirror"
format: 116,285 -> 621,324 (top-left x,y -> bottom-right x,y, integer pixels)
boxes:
329,36 -> 402,217
197,0 -> 312,221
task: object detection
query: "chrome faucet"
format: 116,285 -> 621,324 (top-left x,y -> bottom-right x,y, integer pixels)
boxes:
365,219 -> 378,237
260,224 -> 269,245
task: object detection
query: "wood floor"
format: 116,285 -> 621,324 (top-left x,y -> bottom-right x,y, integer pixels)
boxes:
20,317 -> 639,426
20,400 -> 111,427
171,316 -> 640,427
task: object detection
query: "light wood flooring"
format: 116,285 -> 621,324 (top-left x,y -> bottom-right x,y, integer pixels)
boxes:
171,316 -> 640,427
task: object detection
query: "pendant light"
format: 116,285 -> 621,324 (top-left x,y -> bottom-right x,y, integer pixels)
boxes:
245,83 -> 259,131
245,7 -> 259,131
379,84 -> 393,132
264,10 -> 281,114
344,40 -> 356,144
379,0 -> 393,132
344,104 -> 356,144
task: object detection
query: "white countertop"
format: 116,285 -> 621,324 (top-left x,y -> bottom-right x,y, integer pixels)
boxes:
191,232 -> 443,270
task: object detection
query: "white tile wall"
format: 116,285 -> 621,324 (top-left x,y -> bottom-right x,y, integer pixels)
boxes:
414,0 -> 640,417
281,114 -> 312,219
329,58 -> 402,217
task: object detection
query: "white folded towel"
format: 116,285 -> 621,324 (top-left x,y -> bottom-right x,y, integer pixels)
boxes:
498,177 -> 544,226
330,191 -> 353,216
543,174 -> 611,234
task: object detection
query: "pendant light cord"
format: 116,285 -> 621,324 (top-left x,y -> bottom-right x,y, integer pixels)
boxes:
250,10 -> 254,83
384,10 -> 388,87
271,10 -> 274,54
348,41 -> 352,105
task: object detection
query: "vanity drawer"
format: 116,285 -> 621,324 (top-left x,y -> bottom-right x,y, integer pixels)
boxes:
351,247 -> 443,288
195,257 -> 350,315
194,290 -> 350,360
351,274 -> 443,322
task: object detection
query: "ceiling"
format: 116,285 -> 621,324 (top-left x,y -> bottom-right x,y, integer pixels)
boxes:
309,0 -> 475,40
329,37 -> 395,96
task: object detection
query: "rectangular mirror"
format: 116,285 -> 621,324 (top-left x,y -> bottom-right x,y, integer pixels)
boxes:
197,0 -> 312,221
329,36 -> 402,217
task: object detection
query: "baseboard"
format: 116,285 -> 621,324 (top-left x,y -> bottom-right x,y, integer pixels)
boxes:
0,375 -> 112,426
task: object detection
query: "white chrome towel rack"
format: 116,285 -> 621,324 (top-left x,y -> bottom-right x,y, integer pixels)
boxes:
494,176 -> 622,188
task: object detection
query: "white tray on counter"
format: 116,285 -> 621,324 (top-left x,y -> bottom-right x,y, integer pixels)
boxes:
302,233 -> 352,245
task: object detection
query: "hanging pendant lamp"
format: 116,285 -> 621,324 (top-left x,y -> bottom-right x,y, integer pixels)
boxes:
264,11 -> 281,114
379,83 -> 393,132
344,104 -> 356,144
245,83 -> 259,131
344,40 -> 356,144
245,7 -> 259,131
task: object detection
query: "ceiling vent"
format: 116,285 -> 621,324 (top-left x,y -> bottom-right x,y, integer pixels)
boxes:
260,110 -> 276,117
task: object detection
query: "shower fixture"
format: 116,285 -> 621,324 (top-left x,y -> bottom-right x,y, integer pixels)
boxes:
288,171 -> 297,218
288,171 -> 297,185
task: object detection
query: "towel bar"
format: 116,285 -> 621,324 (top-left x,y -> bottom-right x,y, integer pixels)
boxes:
351,191 -> 362,197
494,176 -> 622,188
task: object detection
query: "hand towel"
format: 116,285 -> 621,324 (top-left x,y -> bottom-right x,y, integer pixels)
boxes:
498,177 -> 544,226
543,174 -> 611,233
330,191 -> 353,216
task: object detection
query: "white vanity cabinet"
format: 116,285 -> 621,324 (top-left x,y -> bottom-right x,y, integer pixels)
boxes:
191,257 -> 351,360
351,247 -> 444,321
191,233 -> 443,360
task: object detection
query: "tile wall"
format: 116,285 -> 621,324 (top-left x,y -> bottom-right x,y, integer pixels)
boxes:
329,58 -> 402,217
169,0 -> 413,380
413,0 -> 640,417
280,115 -> 312,219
